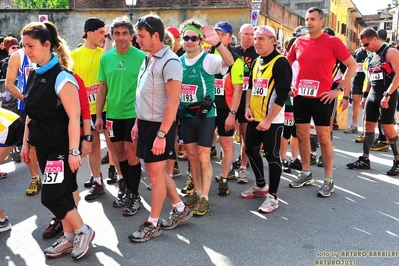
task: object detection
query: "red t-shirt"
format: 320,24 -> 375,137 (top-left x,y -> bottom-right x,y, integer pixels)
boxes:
287,33 -> 351,98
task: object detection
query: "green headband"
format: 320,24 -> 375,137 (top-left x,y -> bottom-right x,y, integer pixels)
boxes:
183,25 -> 203,37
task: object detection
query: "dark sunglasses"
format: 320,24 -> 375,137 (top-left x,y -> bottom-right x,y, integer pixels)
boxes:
183,36 -> 200,42
361,43 -> 369,48
10,46 -> 20,50
138,18 -> 154,31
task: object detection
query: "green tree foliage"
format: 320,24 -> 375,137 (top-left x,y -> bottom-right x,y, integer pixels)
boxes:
14,0 -> 69,8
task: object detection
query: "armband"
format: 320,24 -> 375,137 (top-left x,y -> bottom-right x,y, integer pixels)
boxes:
363,92 -> 369,98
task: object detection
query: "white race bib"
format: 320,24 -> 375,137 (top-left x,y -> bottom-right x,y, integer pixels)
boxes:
214,79 -> 224,96
369,72 -> 383,81
251,78 -> 268,96
298,79 -> 319,97
180,84 -> 198,102
356,63 -> 364,73
43,160 -> 65,185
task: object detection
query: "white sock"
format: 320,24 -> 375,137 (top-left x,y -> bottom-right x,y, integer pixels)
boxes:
117,174 -> 123,181
64,232 -> 74,242
195,190 -> 202,196
93,177 -> 102,184
148,216 -> 159,226
75,224 -> 88,235
172,201 -> 185,212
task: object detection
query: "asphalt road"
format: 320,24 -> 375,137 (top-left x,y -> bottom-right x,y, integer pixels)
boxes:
1,107 -> 399,266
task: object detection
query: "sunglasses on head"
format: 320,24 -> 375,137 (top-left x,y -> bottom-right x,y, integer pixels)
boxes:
10,46 -> 19,50
183,36 -> 200,42
138,18 -> 154,31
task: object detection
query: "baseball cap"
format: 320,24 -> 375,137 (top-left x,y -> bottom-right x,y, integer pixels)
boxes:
166,26 -> 180,38
84,17 -> 105,32
255,26 -> 276,38
214,21 -> 233,35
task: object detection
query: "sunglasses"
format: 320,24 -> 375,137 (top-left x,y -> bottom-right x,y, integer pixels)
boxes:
361,43 -> 369,48
183,36 -> 200,42
138,18 -> 154,31
10,46 -> 19,50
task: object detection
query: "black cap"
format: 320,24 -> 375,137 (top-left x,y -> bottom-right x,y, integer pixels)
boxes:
84,17 -> 105,32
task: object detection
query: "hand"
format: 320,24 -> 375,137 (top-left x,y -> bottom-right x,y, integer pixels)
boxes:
131,124 -> 138,142
320,89 -> 340,104
21,144 -> 31,165
381,96 -> 390,109
200,25 -> 220,46
339,98 -> 349,112
245,109 -> 254,122
256,120 -> 271,132
224,115 -> 235,132
80,140 -> 92,157
361,97 -> 367,109
68,154 -> 82,173
289,87 -> 298,97
95,117 -> 103,133
152,137 -> 166,156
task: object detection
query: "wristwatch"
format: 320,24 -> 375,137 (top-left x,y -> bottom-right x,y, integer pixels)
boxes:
156,130 -> 166,139
336,85 -> 344,92
383,91 -> 391,97
342,96 -> 350,101
69,148 -> 81,156
83,134 -> 93,142
105,33 -> 112,40
230,110 -> 237,115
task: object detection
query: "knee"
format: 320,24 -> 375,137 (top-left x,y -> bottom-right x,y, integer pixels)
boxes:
245,146 -> 260,158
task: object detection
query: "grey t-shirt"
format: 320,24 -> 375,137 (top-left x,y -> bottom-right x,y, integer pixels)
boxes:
135,46 -> 182,122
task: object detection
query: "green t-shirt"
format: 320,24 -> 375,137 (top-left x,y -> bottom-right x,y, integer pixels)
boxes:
98,46 -> 146,119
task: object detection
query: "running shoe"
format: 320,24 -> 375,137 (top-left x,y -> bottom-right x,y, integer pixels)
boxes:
290,158 -> 302,170
317,155 -> 324,167
181,176 -> 194,194
113,197 -> 127,208
0,172 -> 8,179
289,172 -> 314,188
101,152 -> 109,164
214,170 -> 235,182
217,178 -> 230,196
84,181 -> 105,200
26,177 -> 41,196
71,225 -> 95,260
258,194 -> 279,214
0,216 -> 11,232
346,156 -> 370,169
106,166 -> 117,184
191,197 -> 211,216
182,192 -> 199,208
355,134 -> 364,143
241,183 -> 269,198
210,147 -> 218,160
122,193 -> 141,216
282,159 -> 291,173
237,169 -> 249,184
44,235 -> 73,258
172,168 -> 181,178
310,154 -> 317,165
387,160 -> 399,176
117,179 -> 127,199
83,176 -> 94,188
317,180 -> 335,197
43,218 -> 63,239
370,140 -> 389,152
344,125 -> 358,134
161,206 -> 192,229
129,220 -> 162,243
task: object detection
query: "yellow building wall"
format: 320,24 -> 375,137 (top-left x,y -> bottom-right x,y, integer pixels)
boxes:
330,0 -> 350,41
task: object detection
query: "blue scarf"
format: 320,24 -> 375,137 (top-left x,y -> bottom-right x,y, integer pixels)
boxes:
35,54 -> 59,74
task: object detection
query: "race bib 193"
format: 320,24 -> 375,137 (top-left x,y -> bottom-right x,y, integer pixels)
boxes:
298,79 -> 319,97
43,160 -> 64,185
252,78 -> 268,96
180,84 -> 198,102
214,79 -> 224,96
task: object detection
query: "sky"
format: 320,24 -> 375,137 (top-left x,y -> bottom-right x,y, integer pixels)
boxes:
352,0 -> 394,15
